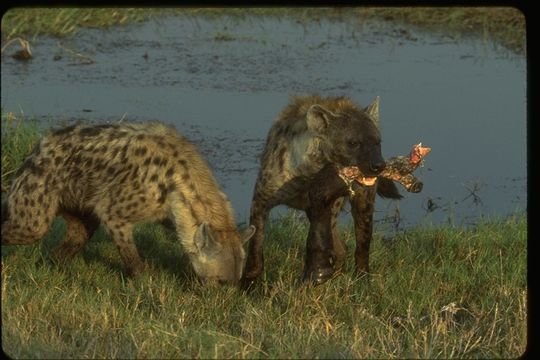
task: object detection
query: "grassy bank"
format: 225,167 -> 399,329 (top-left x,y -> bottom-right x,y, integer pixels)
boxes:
1,211 -> 527,358
1,114 -> 527,358
1,111 -> 40,193
1,7 -> 526,54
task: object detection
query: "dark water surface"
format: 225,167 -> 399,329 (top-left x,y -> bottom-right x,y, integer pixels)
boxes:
1,16 -> 526,229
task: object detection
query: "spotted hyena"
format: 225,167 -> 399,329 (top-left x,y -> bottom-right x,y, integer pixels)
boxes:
243,95 -> 401,286
1,122 -> 255,285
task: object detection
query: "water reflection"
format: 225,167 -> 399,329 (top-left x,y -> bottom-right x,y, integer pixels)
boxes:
1,16 -> 526,229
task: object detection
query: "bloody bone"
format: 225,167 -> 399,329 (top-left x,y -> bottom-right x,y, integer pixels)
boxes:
339,143 -> 431,194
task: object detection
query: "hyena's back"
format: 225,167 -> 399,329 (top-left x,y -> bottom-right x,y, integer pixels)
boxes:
6,123 -> 221,221
2,122 -> 237,259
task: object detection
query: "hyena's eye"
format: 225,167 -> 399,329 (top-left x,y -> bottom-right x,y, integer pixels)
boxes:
347,140 -> 360,148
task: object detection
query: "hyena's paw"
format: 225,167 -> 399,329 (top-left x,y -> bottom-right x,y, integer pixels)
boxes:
302,266 -> 335,285
303,248 -> 339,285
240,270 -> 263,292
124,259 -> 146,278
51,244 -> 85,263
240,277 -> 258,292
240,259 -> 264,291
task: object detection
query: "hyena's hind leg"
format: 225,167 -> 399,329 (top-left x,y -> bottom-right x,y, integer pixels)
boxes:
330,197 -> 347,272
242,195 -> 270,288
350,186 -> 377,275
52,211 -> 100,262
1,190 -> 58,246
244,205 -> 269,280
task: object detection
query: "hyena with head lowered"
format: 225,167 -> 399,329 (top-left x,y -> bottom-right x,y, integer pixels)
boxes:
1,122 -> 255,285
243,95 -> 401,286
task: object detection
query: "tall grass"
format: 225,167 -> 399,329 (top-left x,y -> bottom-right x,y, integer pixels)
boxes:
1,116 -> 527,358
357,7 -> 526,54
1,8 -> 154,39
1,212 -> 527,358
1,7 -> 526,54
1,111 -> 40,193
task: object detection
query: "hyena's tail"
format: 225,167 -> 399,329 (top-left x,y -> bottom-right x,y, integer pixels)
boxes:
377,178 -> 403,199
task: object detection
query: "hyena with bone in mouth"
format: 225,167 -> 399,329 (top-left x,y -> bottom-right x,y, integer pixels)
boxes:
1,122 -> 255,285
243,95 -> 403,286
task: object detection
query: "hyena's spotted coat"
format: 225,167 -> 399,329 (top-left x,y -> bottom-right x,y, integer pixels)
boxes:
243,95 -> 401,286
1,122 -> 255,284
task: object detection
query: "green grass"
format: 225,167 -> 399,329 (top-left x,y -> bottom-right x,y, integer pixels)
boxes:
0,108 -> 528,359
1,207 -> 527,358
357,7 -> 526,54
1,111 -> 41,193
1,8 -> 154,39
1,7 -> 526,54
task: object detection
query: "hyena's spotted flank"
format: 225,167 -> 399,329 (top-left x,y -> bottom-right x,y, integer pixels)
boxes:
1,122 -> 255,285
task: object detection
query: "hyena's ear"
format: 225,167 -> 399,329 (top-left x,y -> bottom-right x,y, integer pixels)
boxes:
306,104 -> 336,133
240,225 -> 256,245
194,222 -> 222,255
364,96 -> 380,124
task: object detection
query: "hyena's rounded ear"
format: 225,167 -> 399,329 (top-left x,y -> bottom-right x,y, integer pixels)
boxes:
240,225 -> 256,245
364,96 -> 380,124
306,104 -> 336,133
194,222 -> 222,255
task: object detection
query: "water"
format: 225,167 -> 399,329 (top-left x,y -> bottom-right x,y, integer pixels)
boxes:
1,15 -> 527,229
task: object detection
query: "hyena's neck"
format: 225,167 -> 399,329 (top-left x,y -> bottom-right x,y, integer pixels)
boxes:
170,186 -> 237,253
181,177 -> 237,231
288,132 -> 327,177
199,190 -> 237,230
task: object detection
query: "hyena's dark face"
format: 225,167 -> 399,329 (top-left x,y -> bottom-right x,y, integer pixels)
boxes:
306,98 -> 386,178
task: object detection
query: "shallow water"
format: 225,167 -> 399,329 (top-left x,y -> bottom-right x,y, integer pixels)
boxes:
1,15 -> 526,229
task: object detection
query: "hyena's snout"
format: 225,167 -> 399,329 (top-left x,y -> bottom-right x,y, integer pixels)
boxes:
362,149 -> 386,176
369,158 -> 386,174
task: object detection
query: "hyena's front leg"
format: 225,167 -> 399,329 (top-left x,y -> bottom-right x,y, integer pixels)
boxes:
101,218 -> 144,277
330,197 -> 347,272
242,198 -> 269,288
304,165 -> 349,284
304,203 -> 334,284
52,211 -> 100,262
350,186 -> 377,275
